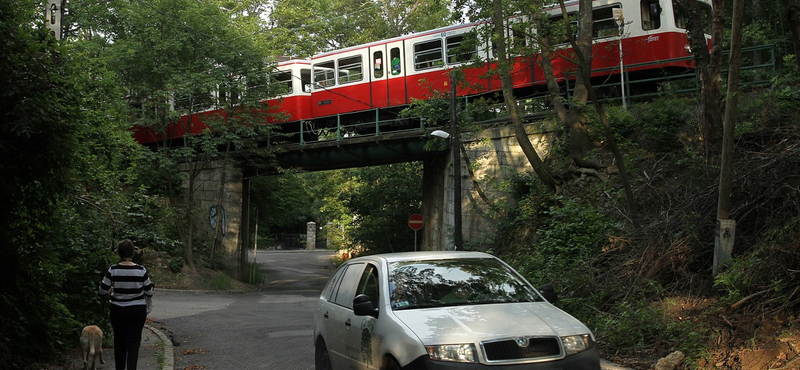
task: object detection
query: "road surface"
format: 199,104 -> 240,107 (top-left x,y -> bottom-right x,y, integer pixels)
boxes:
150,249 -> 335,370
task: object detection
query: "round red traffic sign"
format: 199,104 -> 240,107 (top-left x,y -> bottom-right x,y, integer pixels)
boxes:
408,213 -> 424,231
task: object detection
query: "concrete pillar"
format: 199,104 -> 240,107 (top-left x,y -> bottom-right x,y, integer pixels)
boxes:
423,153 -> 448,251
307,221 -> 317,250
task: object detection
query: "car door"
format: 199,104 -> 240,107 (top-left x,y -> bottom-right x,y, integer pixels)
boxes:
323,262 -> 365,370
346,263 -> 381,370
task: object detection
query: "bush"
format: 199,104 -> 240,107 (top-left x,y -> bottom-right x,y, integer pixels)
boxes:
629,97 -> 696,154
510,197 -> 619,289
588,299 -> 707,357
168,257 -> 184,273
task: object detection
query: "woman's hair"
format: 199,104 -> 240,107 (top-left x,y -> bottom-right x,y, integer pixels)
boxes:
117,239 -> 135,259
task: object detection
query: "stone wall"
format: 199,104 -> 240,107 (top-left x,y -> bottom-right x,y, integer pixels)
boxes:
434,121 -> 558,250
181,160 -> 243,264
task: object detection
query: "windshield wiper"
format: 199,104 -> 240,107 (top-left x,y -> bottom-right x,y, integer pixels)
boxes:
395,301 -> 451,310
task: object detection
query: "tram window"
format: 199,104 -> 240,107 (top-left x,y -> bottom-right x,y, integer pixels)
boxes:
338,55 -> 363,84
273,71 -> 292,95
178,88 -> 214,111
414,39 -> 443,70
373,51 -> 384,79
301,68 -> 311,93
218,83 -> 240,106
510,26 -> 527,52
390,47 -> 401,75
313,60 -> 336,89
446,35 -> 476,64
673,0 -> 711,33
641,0 -> 662,30
593,5 -> 622,38
547,12 -> 577,45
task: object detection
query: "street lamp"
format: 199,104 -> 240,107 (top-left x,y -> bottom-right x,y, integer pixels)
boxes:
428,74 -> 463,250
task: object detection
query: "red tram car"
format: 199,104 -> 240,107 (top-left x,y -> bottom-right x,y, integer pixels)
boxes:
134,0 -> 711,145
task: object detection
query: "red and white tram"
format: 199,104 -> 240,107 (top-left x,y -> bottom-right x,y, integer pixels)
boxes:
134,0 -> 711,145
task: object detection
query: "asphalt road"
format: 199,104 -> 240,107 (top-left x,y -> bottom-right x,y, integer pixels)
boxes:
150,249 -> 336,370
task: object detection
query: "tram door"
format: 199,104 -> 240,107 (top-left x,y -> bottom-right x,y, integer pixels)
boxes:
369,41 -> 407,108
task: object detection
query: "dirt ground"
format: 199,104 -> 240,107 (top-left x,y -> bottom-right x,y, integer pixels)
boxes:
606,295 -> 800,370
143,250 -> 256,292
697,313 -> 800,370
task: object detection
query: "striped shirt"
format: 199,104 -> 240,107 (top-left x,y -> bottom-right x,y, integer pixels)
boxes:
99,264 -> 155,307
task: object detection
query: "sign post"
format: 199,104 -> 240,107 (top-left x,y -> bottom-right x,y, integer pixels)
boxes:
408,214 -> 424,251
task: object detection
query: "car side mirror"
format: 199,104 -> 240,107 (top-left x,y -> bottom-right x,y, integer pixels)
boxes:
353,294 -> 379,318
539,284 -> 559,304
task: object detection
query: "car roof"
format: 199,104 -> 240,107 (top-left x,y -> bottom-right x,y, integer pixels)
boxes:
349,251 -> 497,264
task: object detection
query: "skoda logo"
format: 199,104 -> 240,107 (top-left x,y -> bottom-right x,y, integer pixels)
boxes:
515,337 -> 529,347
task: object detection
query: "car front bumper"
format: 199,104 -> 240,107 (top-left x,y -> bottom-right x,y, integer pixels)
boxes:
402,347 -> 601,370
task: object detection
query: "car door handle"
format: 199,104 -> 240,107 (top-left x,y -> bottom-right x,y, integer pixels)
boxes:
324,312 -> 329,320
345,319 -> 351,328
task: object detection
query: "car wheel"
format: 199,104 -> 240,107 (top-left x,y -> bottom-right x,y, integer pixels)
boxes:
385,358 -> 401,370
315,340 -> 333,370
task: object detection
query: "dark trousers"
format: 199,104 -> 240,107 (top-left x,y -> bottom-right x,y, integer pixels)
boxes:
109,304 -> 147,370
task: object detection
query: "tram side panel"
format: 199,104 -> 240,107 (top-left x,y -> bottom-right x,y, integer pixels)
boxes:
310,49 -> 374,119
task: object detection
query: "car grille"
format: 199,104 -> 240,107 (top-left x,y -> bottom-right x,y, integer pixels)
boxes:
481,337 -> 562,362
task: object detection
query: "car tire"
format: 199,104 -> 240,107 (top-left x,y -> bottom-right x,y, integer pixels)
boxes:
385,358 -> 401,370
315,340 -> 333,370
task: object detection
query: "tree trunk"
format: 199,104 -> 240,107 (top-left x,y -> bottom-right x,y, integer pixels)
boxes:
179,106 -> 197,273
492,0 -> 559,192
714,0 -> 744,275
718,0 -> 744,221
560,0 -> 637,221
565,0 -> 594,161
783,0 -> 800,69
209,155 -> 229,266
678,0 -> 725,155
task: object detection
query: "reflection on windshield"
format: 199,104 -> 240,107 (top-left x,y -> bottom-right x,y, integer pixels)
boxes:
388,258 -> 542,310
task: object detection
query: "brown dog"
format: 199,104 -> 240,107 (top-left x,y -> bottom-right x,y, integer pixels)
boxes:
80,325 -> 105,370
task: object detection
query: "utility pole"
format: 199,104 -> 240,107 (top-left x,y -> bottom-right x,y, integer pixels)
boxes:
45,0 -> 63,40
449,73 -> 462,249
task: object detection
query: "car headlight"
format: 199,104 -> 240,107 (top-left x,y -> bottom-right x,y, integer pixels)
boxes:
425,344 -> 478,363
562,334 -> 593,355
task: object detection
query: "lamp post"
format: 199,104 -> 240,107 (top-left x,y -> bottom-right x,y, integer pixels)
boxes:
450,75 -> 462,250
430,74 -> 463,250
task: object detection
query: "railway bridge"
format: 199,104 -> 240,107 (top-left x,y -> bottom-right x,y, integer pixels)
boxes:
169,44 -> 775,266
189,115 -> 558,263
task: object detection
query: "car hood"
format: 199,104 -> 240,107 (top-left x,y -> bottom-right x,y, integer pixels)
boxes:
392,302 -> 589,344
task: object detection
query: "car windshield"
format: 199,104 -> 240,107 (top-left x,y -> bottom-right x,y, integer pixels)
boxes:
388,258 -> 543,310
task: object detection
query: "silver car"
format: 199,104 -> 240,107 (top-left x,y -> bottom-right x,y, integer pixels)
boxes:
313,251 -> 601,370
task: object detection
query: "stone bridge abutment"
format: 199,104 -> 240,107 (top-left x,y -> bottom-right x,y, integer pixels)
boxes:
186,121 -> 556,266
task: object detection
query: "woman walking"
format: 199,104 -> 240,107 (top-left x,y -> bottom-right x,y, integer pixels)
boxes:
99,239 -> 155,370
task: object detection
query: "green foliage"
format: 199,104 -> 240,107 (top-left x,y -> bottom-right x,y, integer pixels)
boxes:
509,197 -> 618,288
738,56 -> 800,128
263,0 -> 452,57
242,261 -> 266,285
206,272 -> 234,290
169,257 -> 185,273
715,216 -> 800,308
585,104 -> 637,143
0,2 -> 91,365
343,163 -> 423,254
588,299 -> 707,357
628,97 -> 696,154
